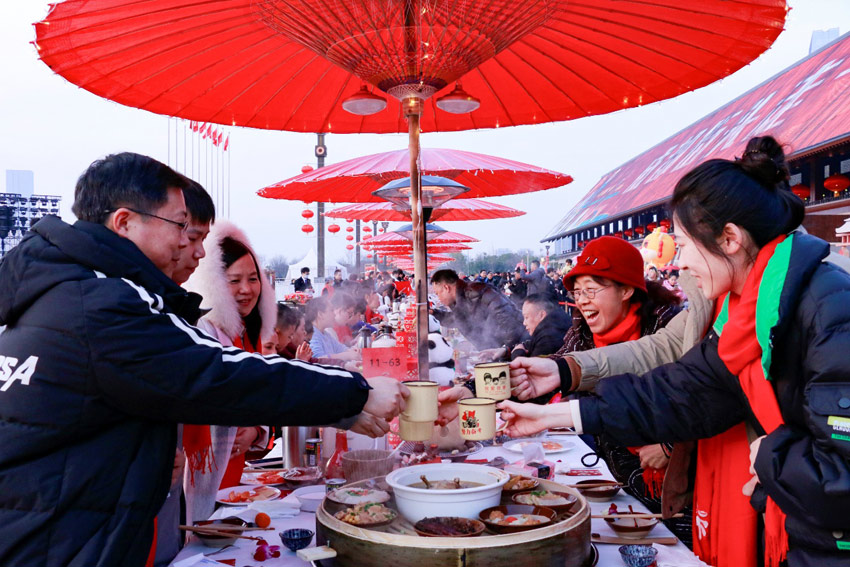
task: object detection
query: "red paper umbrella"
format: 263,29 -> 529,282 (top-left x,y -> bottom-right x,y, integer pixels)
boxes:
34,1 -> 785,134
262,148 -> 569,202
365,243 -> 472,254
325,196 -> 525,221
362,230 -> 478,246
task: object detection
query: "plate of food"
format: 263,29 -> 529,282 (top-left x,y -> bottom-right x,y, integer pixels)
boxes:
414,516 -> 486,538
512,489 -> 579,514
500,475 -> 539,495
478,504 -> 557,534
216,485 -> 281,505
334,502 -> 398,527
398,440 -> 483,462
327,486 -> 391,505
502,438 -> 575,454
240,469 -> 290,486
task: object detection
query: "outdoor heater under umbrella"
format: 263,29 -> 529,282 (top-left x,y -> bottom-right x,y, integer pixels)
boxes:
35,0 -> 787,379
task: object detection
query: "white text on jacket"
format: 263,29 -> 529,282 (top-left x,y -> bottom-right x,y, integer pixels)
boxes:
0,355 -> 39,392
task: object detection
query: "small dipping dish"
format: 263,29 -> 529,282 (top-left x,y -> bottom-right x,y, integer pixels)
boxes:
574,479 -> 621,502
280,528 -> 315,552
193,518 -> 247,548
618,544 -> 658,567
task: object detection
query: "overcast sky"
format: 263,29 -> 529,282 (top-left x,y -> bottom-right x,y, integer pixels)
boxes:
2,2 -> 850,266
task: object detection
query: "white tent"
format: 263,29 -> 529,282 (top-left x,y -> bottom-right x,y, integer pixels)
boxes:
282,249 -> 348,285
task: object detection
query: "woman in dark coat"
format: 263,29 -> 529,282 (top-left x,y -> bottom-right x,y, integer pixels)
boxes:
501,136 -> 850,567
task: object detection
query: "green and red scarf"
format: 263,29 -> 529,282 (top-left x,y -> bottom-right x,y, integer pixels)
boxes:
693,234 -> 791,567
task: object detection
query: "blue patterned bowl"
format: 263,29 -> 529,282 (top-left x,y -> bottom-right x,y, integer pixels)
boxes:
280,528 -> 314,552
618,544 -> 658,567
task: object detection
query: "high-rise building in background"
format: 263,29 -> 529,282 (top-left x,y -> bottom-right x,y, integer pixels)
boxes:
2,170 -> 61,259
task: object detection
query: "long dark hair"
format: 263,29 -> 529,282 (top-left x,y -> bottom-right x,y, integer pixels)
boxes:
221,237 -> 263,349
672,136 -> 804,257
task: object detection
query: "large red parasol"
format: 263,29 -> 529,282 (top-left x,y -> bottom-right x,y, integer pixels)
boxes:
326,199 -> 524,223
34,0 -> 787,379
260,148 -> 569,202
361,230 -> 478,246
34,1 -> 786,133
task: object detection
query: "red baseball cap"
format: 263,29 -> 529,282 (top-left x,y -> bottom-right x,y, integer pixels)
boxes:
564,236 -> 647,292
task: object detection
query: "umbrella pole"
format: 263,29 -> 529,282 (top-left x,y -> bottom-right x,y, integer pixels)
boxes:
405,97 -> 430,381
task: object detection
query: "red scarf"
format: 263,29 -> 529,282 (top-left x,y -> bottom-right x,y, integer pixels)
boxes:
694,236 -> 789,567
218,333 -> 258,489
592,303 -> 641,347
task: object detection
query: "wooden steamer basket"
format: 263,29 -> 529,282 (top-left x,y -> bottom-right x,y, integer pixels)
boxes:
315,476 -> 592,567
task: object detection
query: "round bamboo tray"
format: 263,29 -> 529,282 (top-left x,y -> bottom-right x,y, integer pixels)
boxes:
315,475 -> 592,567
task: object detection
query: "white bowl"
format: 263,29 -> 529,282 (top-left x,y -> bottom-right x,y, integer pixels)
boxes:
385,463 -> 509,523
292,485 -> 326,512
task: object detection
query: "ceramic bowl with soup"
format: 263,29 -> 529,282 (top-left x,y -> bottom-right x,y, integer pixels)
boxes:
385,463 -> 510,523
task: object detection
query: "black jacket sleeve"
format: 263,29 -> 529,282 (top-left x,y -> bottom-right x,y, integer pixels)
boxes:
579,333 -> 749,445
83,277 -> 370,427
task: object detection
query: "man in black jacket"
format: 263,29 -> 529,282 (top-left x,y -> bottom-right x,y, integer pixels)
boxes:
293,266 -> 313,292
431,269 -> 527,350
510,294 -> 572,360
0,153 -> 408,567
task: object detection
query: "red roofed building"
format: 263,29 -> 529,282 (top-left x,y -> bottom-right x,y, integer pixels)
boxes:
544,31 -> 850,259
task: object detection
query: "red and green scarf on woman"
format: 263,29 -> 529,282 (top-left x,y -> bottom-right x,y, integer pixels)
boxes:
694,234 -> 792,567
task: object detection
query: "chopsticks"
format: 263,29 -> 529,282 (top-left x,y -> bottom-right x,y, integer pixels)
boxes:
591,513 -> 683,519
178,525 -> 269,541
567,482 -> 624,489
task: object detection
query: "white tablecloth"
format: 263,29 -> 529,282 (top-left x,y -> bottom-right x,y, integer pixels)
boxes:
171,435 -> 708,567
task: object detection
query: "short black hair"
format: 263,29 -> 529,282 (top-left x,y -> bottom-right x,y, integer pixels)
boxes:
523,293 -> 558,314
183,180 -> 215,225
72,152 -> 190,224
431,269 -> 459,285
275,303 -> 300,331
301,267 -> 310,274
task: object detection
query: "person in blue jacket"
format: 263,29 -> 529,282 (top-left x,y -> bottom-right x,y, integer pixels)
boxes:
501,136 -> 850,567
0,152 -> 408,567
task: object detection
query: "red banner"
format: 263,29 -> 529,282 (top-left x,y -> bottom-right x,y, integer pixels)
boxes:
361,347 -> 408,380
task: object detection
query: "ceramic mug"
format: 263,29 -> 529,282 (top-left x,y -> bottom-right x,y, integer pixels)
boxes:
457,398 -> 497,441
473,362 -> 511,401
399,417 -> 434,442
401,380 -> 439,422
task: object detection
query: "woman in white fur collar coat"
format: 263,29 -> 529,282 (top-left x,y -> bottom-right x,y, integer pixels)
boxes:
183,220 -> 277,523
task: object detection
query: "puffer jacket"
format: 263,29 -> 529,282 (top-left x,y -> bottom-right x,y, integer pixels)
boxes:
0,216 -> 370,567
511,308 -> 573,360
433,279 -> 528,349
580,233 -> 850,566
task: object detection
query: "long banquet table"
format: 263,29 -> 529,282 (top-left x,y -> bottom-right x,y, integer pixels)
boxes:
171,435 -> 708,567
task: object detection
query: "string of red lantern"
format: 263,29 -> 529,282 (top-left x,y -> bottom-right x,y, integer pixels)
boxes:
301,224 -> 314,234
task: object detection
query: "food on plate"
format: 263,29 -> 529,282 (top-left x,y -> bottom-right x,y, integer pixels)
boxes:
410,475 -> 483,489
220,485 -> 278,503
334,502 -> 397,525
328,487 -> 391,505
514,440 -> 563,452
486,510 -> 547,526
503,475 -> 538,491
514,490 -> 571,507
414,517 -> 484,537
252,471 -> 285,484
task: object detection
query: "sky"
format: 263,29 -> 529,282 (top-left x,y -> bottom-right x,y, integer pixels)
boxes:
2,2 -> 850,269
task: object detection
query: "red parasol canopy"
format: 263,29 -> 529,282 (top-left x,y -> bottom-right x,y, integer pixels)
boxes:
34,1 -> 786,133
361,230 -> 477,246
261,148 -> 569,202
327,199 -> 523,222
363,242 -> 472,254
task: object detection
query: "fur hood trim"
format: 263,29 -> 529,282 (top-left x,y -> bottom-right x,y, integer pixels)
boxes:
184,220 -> 276,343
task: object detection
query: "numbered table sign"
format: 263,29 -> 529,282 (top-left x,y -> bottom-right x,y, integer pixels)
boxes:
361,346 -> 409,380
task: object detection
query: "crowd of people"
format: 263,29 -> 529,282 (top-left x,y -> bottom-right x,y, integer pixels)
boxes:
1,134 -> 849,567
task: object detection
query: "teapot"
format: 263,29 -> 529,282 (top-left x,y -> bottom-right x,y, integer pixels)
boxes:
355,326 -> 373,349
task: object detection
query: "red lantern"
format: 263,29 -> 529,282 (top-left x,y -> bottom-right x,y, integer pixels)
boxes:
363,226 -> 372,233
328,223 -> 340,234
791,183 -> 810,200
345,235 -> 354,241
647,222 -> 658,232
614,231 -> 623,238
379,228 -> 385,233
346,226 -> 354,233
301,209 -> 314,219
301,224 -> 314,234
825,173 -> 850,197
367,253 -> 373,258
301,165 -> 314,174
635,226 -> 645,235
346,244 -> 354,251
659,219 -> 671,230
345,219 -> 354,224
624,229 -> 634,238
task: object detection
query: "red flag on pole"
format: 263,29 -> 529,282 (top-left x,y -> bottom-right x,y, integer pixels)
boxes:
216,131 -> 224,146
223,135 -> 229,151
210,128 -> 219,145
201,124 -> 210,139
